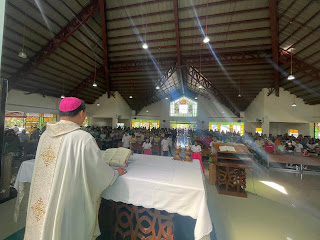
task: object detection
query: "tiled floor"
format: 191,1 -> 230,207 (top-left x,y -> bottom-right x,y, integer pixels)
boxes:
2,161 -> 320,240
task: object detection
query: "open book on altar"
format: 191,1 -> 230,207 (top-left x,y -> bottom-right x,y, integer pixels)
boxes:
102,147 -> 131,167
219,146 -> 236,152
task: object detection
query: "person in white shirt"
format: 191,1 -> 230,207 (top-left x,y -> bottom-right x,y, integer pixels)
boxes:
142,138 -> 152,155
209,137 -> 220,154
12,125 -> 19,134
122,132 -> 131,148
161,135 -> 170,156
191,141 -> 204,174
295,140 -> 303,154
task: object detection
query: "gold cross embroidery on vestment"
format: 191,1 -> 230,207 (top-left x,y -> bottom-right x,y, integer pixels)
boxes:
31,197 -> 46,222
40,145 -> 56,167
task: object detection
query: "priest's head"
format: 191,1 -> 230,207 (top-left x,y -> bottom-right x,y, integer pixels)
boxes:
59,97 -> 86,126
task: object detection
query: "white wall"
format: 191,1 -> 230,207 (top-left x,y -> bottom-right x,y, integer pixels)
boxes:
6,90 -> 61,114
87,91 -> 132,128
134,94 -> 242,128
244,88 -> 319,136
6,90 -> 94,115
269,122 -> 314,137
91,117 -> 112,127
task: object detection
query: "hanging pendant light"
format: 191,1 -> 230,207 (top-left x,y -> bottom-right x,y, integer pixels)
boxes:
238,93 -> 242,98
92,57 -> 98,87
287,49 -> 295,80
142,2 -> 148,50
61,95 -> 65,99
156,86 -> 160,90
203,0 -> 210,44
97,103 -> 100,106
19,18 -> 27,58
291,103 -> 297,107
129,95 -> 133,99
195,97 -> 198,100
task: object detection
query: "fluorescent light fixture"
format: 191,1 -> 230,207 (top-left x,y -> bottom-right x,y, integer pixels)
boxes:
129,95 -> 133,99
287,74 -> 295,80
92,82 -> 97,87
18,51 -> 27,58
260,181 -> 288,195
291,103 -> 297,107
203,36 -> 210,43
61,95 -> 65,99
142,43 -> 148,49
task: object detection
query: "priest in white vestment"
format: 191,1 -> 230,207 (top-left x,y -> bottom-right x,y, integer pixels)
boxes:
24,97 -> 126,240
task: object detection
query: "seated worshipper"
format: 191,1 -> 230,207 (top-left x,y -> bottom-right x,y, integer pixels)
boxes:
274,137 -> 281,147
19,129 -> 29,143
142,138 -> 152,155
24,97 -> 127,240
254,136 -> 265,149
191,140 -> 204,174
122,132 -> 131,149
295,140 -> 303,154
285,141 -> 295,155
264,140 -> 276,154
277,141 -> 286,154
161,135 -> 170,156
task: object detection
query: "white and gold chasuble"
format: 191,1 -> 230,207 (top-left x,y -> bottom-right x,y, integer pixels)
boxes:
24,120 -> 115,240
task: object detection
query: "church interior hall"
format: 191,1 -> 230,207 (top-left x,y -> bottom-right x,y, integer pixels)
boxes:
1,0 -> 320,240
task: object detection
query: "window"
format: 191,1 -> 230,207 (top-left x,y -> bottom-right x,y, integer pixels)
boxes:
256,128 -> 262,135
170,97 -> 198,117
288,129 -> 298,138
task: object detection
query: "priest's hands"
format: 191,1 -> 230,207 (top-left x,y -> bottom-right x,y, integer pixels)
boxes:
117,168 -> 127,176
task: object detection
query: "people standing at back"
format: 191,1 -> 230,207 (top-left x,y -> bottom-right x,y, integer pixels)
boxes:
191,141 -> 204,174
142,138 -> 152,155
161,135 -> 170,156
122,132 -> 131,149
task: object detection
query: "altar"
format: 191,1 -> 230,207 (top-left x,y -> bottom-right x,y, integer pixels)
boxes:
14,153 -> 212,240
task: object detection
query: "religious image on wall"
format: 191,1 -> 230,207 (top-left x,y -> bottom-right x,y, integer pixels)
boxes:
170,97 -> 198,117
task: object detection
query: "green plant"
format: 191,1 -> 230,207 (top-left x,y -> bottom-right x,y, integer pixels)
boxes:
207,152 -> 216,163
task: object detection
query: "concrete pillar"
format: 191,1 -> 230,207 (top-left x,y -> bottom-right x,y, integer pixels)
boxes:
0,0 -> 5,67
112,114 -> 118,128
262,116 -> 270,136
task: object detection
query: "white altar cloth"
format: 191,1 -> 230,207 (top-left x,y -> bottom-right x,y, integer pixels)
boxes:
14,153 -> 212,240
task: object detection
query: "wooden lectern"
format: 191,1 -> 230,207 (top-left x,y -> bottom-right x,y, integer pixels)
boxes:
213,143 -> 253,198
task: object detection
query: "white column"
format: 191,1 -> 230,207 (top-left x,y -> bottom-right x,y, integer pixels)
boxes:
262,116 -> 270,136
0,0 -> 6,67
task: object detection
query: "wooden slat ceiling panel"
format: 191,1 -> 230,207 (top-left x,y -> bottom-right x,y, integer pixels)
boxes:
1,0 -> 320,110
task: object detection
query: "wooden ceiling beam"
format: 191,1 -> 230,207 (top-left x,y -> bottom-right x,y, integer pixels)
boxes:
98,0 -> 110,98
8,0 -> 99,90
268,0 -> 279,96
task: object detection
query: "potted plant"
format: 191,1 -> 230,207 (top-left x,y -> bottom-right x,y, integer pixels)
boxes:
208,152 -> 216,185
